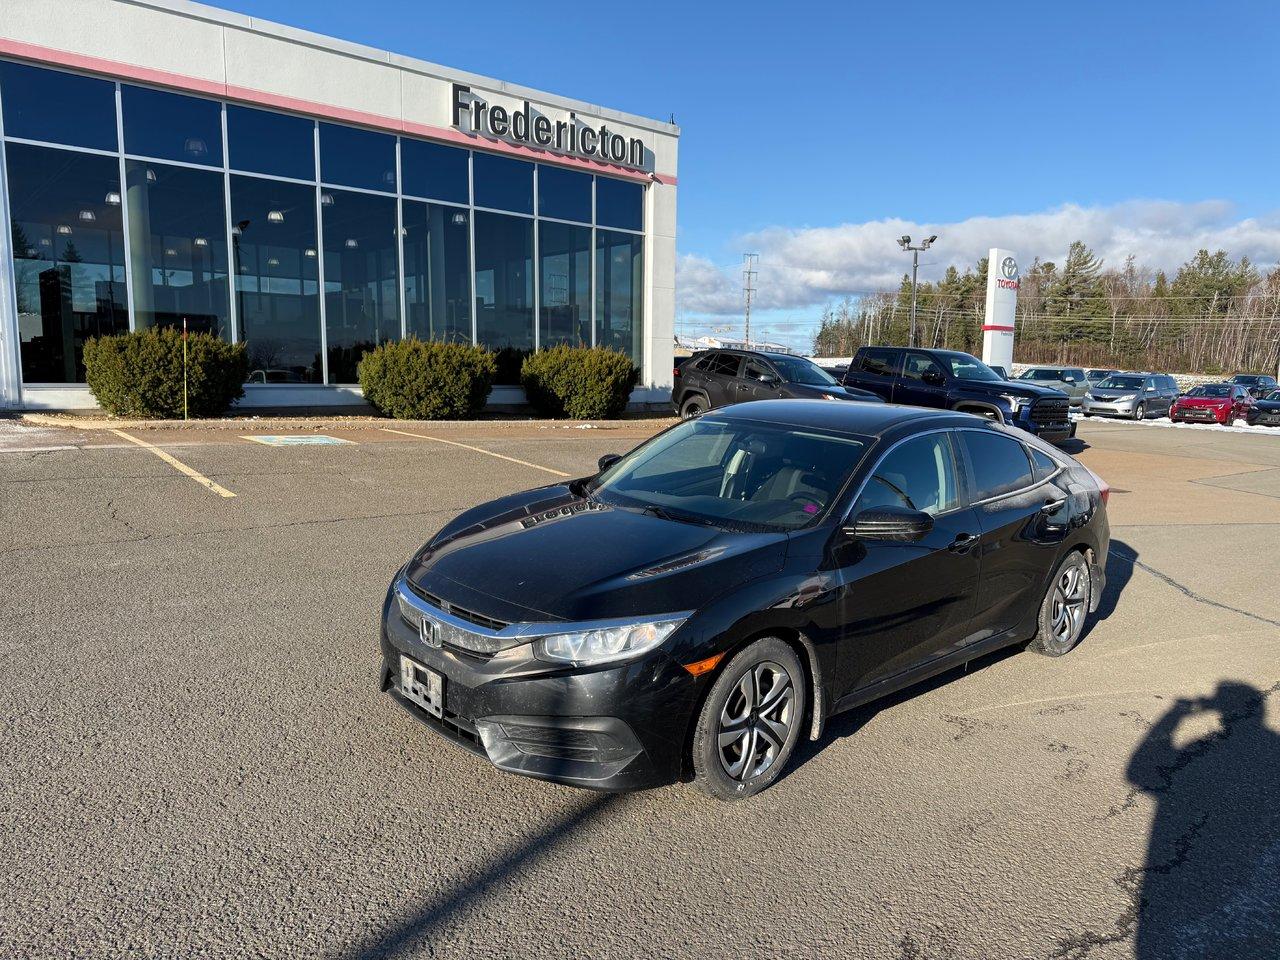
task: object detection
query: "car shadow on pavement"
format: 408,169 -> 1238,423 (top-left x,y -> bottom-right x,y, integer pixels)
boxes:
341,793 -> 622,960
1078,536 -> 1137,645
1057,680 -> 1280,958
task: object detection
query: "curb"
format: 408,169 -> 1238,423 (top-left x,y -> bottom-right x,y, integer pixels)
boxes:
19,412 -> 675,433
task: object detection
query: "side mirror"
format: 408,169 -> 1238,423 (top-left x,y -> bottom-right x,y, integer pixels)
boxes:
922,370 -> 945,386
597,453 -> 622,472
759,373 -> 780,385
845,506 -> 934,542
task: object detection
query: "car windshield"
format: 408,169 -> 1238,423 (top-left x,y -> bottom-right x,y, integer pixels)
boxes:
588,417 -> 868,531
1097,376 -> 1146,389
1268,391 -> 1280,401
1019,369 -> 1066,381
1188,385 -> 1232,398
1232,376 -> 1260,384
767,355 -> 837,386
936,352 -> 1002,381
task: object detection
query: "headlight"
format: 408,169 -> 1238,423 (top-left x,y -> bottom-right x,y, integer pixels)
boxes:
821,393 -> 838,401
1116,394 -> 1136,402
535,615 -> 688,666
998,393 -> 1030,412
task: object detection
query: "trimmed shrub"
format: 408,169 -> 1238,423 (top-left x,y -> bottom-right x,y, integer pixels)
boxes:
520,345 -> 639,419
358,338 -> 496,419
84,328 -> 248,418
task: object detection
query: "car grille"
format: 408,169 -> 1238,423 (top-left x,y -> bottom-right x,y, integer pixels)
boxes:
1031,398 -> 1070,424
406,582 -> 510,632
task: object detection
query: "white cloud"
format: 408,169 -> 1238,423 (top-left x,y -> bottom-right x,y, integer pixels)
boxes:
677,200 -> 1280,318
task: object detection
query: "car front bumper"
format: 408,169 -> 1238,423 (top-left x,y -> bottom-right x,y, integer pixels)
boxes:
378,595 -> 701,791
1082,399 -> 1138,417
1170,406 -> 1229,423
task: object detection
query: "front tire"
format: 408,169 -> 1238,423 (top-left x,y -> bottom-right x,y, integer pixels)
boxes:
1029,552 -> 1092,657
690,638 -> 806,801
680,395 -> 708,419
1133,402 -> 1146,420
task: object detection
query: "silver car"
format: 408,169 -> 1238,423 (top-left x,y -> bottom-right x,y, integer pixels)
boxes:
1015,366 -> 1090,406
1082,373 -> 1179,420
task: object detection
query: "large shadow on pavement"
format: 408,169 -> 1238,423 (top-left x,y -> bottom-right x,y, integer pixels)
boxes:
340,793 -> 620,960
1058,681 -> 1280,958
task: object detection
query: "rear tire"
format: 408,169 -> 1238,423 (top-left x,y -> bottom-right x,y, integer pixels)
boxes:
680,395 -> 708,419
1029,552 -> 1092,657
690,638 -> 806,801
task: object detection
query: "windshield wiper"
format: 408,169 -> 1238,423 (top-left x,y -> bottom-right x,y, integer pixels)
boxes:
640,504 -> 716,526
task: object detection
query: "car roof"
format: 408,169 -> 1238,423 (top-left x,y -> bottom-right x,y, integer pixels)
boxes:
707,398 -> 980,438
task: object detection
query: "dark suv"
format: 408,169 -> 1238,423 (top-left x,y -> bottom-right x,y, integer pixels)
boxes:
841,346 -> 1075,443
672,349 -> 882,418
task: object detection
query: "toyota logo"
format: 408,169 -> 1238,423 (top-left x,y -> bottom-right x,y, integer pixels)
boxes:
1001,256 -> 1019,280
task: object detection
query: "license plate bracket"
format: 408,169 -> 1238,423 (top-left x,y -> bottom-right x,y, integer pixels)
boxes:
400,655 -> 444,718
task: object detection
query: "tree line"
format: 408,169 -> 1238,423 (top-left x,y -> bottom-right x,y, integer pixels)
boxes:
812,242 -> 1280,375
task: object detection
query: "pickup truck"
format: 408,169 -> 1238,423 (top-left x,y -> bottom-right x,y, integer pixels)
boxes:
841,346 -> 1075,443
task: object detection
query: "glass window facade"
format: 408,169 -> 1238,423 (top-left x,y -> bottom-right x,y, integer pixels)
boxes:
0,61 -> 117,151
2,59 -> 648,391
400,139 -> 468,204
475,211 -> 534,383
404,201 -> 470,344
230,175 -> 322,384
596,176 -> 643,231
322,189 -> 399,383
597,230 -> 644,362
539,221 -> 591,349
227,105 -> 315,181
6,143 -> 127,382
538,166 -> 591,223
125,161 -> 231,337
121,85 -> 221,165
319,122 -> 396,192
473,153 -> 533,215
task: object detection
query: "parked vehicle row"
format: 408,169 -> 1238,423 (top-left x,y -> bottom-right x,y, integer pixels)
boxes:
672,350 -> 882,419
839,347 -> 1075,443
382,400 -> 1110,798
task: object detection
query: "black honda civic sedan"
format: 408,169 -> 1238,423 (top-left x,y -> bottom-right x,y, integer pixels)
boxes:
380,401 -> 1110,800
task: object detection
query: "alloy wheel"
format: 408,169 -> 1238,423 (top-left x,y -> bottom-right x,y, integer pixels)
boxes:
1134,402 -> 1146,420
717,661 -> 795,782
1050,563 -> 1089,646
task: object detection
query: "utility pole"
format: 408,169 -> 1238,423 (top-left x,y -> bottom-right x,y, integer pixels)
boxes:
897,235 -> 937,348
742,253 -> 759,347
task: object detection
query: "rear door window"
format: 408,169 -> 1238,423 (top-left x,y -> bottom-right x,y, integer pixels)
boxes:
859,348 -> 900,376
705,353 -> 742,378
960,431 -> 1035,501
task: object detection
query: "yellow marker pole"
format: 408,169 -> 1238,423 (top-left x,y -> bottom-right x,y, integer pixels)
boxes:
182,317 -> 189,422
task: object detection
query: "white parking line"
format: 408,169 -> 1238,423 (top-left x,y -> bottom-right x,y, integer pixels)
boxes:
379,427 -> 571,478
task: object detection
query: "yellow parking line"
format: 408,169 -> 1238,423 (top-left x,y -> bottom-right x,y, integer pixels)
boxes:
379,427 -> 571,477
109,429 -> 237,498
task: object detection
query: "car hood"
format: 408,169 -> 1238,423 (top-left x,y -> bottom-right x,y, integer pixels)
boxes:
1175,396 -> 1231,408
404,485 -> 789,623
969,380 -> 1067,400
1254,399 -> 1280,411
789,383 -> 884,402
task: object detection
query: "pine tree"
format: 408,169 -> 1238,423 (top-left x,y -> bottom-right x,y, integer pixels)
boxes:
1045,241 -> 1108,343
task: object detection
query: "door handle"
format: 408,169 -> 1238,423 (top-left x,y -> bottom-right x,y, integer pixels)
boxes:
1041,497 -> 1067,514
948,532 -> 977,554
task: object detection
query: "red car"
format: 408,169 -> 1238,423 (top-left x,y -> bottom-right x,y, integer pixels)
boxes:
1169,383 -> 1255,424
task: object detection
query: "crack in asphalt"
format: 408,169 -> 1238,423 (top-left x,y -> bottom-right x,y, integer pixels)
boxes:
1109,544 -> 1280,628
1067,682 -> 1280,957
1051,815 -> 1210,960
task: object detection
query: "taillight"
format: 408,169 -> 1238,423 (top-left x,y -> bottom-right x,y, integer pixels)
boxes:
673,365 -> 681,378
1084,467 -> 1110,507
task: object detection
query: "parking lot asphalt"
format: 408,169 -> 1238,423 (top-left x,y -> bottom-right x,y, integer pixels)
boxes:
1,414 -> 1277,959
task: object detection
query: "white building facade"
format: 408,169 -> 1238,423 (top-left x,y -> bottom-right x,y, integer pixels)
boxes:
0,0 -> 679,409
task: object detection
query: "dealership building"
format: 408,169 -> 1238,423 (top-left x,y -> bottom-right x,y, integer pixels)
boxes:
0,0 -> 679,409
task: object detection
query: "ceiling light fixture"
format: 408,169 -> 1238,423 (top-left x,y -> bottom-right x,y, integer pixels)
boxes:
57,224 -> 72,235
193,237 -> 209,247
104,191 -> 121,205
267,210 -> 285,223
78,209 -> 97,222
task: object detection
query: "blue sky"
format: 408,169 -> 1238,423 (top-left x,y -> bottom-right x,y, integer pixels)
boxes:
226,0 -> 1280,348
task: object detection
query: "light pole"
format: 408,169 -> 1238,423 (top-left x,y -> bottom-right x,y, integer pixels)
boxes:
897,234 -> 937,348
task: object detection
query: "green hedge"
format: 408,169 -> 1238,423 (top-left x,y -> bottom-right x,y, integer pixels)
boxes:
520,345 -> 639,419
84,328 -> 247,418
358,338 -> 496,419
